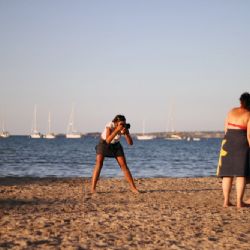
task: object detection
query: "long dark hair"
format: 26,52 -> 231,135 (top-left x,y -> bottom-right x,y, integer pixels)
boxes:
240,92 -> 250,111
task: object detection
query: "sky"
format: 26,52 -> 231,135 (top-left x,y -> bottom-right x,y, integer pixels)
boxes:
0,0 -> 250,135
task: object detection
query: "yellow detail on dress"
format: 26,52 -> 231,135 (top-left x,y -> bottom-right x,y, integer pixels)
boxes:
216,139 -> 228,176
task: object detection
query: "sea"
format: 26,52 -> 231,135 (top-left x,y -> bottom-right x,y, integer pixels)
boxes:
0,136 -> 222,178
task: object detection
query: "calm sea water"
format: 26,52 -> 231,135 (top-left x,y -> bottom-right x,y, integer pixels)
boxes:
0,136 -> 221,178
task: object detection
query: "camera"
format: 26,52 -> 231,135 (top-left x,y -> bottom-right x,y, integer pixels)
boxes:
122,123 -> 130,130
125,123 -> 130,130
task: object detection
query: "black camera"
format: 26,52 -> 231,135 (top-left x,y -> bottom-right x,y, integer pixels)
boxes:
124,123 -> 131,130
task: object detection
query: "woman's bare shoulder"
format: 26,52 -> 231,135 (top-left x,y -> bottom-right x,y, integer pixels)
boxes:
231,107 -> 240,112
227,107 -> 238,115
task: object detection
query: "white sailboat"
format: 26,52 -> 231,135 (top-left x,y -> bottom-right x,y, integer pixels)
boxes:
30,105 -> 42,139
136,120 -> 155,140
66,104 -> 82,139
193,137 -> 201,141
165,134 -> 182,140
44,112 -> 56,139
165,103 -> 182,140
0,121 -> 10,138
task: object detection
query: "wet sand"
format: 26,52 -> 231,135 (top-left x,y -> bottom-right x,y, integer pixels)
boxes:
1,177 -> 250,249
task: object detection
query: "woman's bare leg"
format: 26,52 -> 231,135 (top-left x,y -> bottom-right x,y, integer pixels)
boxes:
222,177 -> 233,207
91,154 -> 104,193
245,178 -> 250,204
236,177 -> 246,208
116,156 -> 139,193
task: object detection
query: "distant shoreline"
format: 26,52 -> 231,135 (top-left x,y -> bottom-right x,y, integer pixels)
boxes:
1,131 -> 224,139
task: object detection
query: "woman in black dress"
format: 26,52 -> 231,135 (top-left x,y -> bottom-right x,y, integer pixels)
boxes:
217,92 -> 250,208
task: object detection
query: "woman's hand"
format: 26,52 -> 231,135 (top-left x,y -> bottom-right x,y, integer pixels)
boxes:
121,127 -> 129,135
115,122 -> 125,133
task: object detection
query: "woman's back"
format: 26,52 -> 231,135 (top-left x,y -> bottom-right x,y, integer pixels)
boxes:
227,107 -> 250,130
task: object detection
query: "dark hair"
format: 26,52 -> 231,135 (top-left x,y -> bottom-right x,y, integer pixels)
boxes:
112,114 -> 126,123
240,92 -> 250,111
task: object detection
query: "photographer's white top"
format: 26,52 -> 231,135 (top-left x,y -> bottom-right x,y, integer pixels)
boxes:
101,122 -> 121,144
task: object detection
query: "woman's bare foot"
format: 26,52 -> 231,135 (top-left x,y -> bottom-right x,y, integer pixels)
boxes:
236,202 -> 250,208
131,188 -> 140,194
91,189 -> 96,194
223,201 -> 233,208
245,199 -> 250,204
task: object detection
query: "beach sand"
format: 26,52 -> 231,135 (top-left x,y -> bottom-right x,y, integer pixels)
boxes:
1,177 -> 250,249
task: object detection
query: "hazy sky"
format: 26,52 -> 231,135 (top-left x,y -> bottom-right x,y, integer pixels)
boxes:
1,0 -> 250,134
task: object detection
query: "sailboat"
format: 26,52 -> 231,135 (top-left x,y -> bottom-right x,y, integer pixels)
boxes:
136,120 -> 155,140
165,133 -> 182,140
0,121 -> 10,138
44,112 -> 56,139
193,137 -> 201,141
30,105 -> 43,139
165,103 -> 182,140
66,104 -> 82,139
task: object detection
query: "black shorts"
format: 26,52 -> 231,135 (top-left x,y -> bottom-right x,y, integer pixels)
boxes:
95,140 -> 125,158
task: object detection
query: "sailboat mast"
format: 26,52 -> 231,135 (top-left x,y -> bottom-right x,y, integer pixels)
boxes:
142,120 -> 145,135
34,105 -> 37,132
68,103 -> 75,133
167,102 -> 175,133
2,121 -> 5,132
71,105 -> 75,132
48,112 -> 51,134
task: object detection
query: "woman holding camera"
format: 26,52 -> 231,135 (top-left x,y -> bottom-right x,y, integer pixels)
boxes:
91,114 -> 139,194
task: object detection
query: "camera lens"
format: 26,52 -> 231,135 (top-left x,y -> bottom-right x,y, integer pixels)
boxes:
125,123 -> 131,129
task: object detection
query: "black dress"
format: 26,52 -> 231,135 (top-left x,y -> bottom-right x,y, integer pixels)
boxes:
217,129 -> 249,177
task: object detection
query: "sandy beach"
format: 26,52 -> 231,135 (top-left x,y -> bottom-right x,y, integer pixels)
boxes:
1,177 -> 250,249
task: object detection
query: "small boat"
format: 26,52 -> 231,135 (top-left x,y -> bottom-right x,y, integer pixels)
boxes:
30,132 -> 43,139
44,134 -> 55,139
193,137 -> 201,141
165,103 -> 183,140
66,104 -> 82,139
0,131 -> 10,138
30,105 -> 43,139
165,134 -> 182,140
137,134 -> 156,140
66,132 -> 82,139
136,120 -> 155,140
0,121 -> 10,138
44,112 -> 56,139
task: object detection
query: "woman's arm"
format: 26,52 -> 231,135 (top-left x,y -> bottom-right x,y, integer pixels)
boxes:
124,130 -> 133,145
105,123 -> 123,144
247,117 -> 250,146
